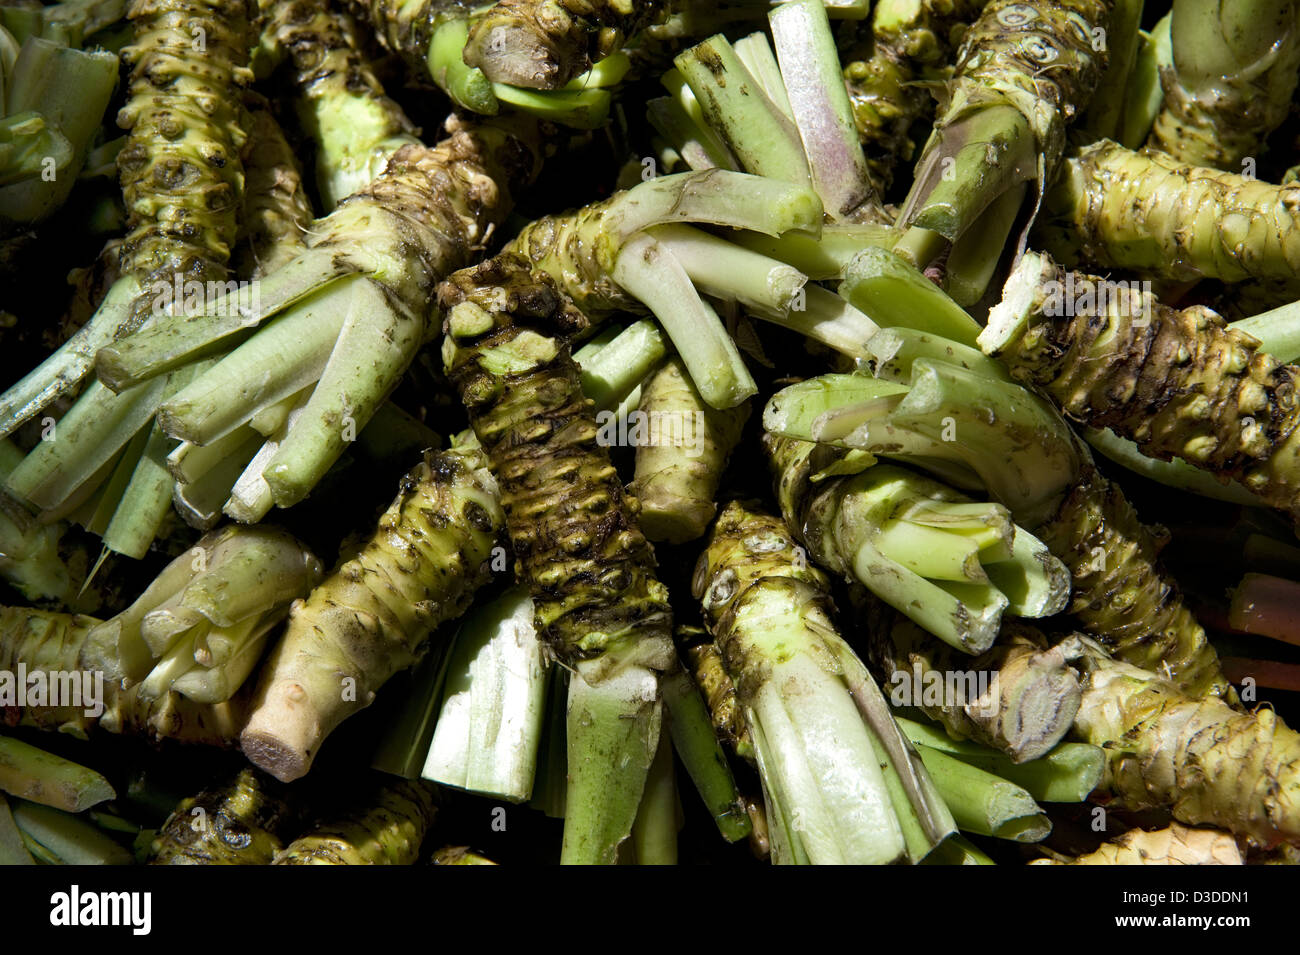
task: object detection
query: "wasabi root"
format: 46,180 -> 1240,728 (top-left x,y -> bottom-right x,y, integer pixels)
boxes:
984,249 -> 1300,520
150,766 -> 295,864
695,500 -> 956,864
766,433 -> 1069,654
629,357 -> 750,544
841,0 -> 990,193
241,439 -> 504,783
765,346 -> 1235,699
1040,139 -> 1300,283
0,607 -> 252,746
1073,636 -> 1300,848
1032,822 -> 1244,865
464,0 -> 666,88
273,779 -> 435,864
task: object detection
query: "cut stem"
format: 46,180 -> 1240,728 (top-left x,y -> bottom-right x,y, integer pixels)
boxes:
912,744 -> 1050,842
629,729 -> 678,865
0,794 -> 34,865
674,34 -> 811,187
422,586 -> 549,802
10,798 -> 132,864
611,233 -> 756,409
769,0 -> 875,219
894,716 -> 1103,803
574,319 -> 668,411
562,666 -> 662,865
660,666 -> 750,843
5,377 -> 166,511
839,246 -> 982,346
0,735 -> 115,813
1229,573 -> 1300,647
730,222 -> 894,280
158,285 -> 347,446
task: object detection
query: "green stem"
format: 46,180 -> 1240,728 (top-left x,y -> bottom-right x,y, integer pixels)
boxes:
901,105 -> 1033,241
422,586 -> 549,802
629,728 -> 678,864
369,635 -> 449,780
660,667 -> 750,843
157,284 -> 348,445
92,524 -> 320,687
942,182 -> 1026,308
10,798 -> 133,864
0,793 -> 34,865
262,278 -> 422,507
699,502 -> 955,865
136,625 -> 203,699
646,224 -> 882,359
491,83 -> 611,129
769,0 -> 875,219
647,223 -> 806,318
562,667 -> 662,865
1233,299 -> 1300,362
223,418 -> 300,523
101,414 -> 175,560
895,716 -> 1103,803
0,275 -> 139,439
427,16 -> 499,115
891,226 -> 948,271
865,325 -> 1013,385
0,736 -> 116,813
775,285 -> 880,359
575,319 -> 668,411
5,377 -> 167,511
899,0 -> 1110,241
764,357 -> 1084,529
839,246 -> 982,346
172,439 -> 259,528
94,254 -> 346,392
173,616 -> 276,703
1083,427 -> 1264,507
674,34 -> 812,187
611,233 -> 756,409
733,32 -> 792,120
40,0 -> 129,42
529,667 -> 569,819
0,111 -> 72,186
730,222 -> 894,279
912,745 -> 1050,842
823,628 -> 959,863
1117,19 -> 1170,148
87,809 -> 140,836
0,39 -> 119,227
923,834 -> 996,865
1081,0 -> 1144,142
81,428 -> 148,543
168,426 -> 259,485
646,96 -> 737,171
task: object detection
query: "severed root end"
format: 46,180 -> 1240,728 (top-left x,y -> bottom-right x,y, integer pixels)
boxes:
465,22 -> 568,88
978,250 -> 1044,356
240,681 -> 325,783
635,497 -> 715,546
989,639 -> 1083,763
